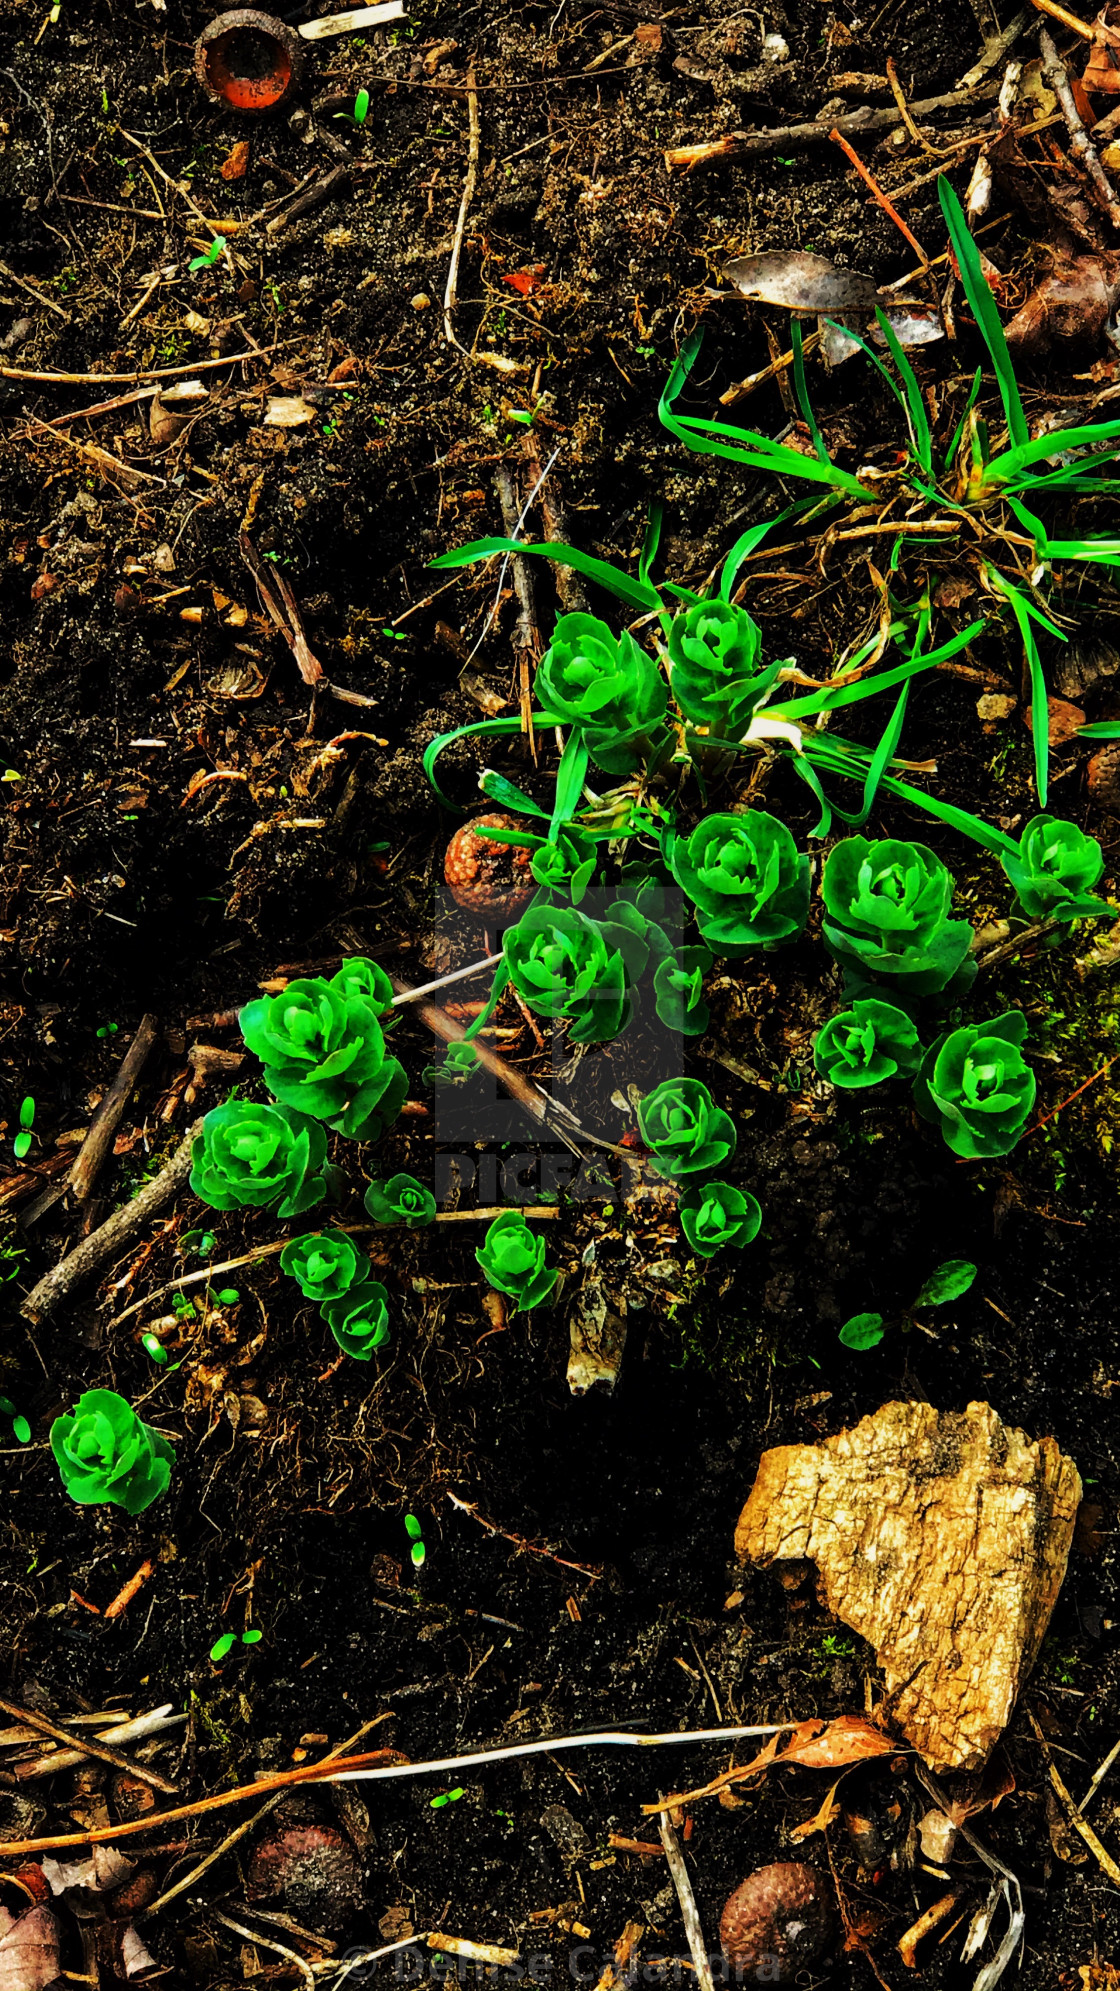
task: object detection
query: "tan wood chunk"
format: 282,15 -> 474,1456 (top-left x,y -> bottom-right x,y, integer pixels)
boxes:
735,1400 -> 1081,1770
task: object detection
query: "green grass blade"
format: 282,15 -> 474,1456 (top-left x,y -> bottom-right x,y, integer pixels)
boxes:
638,503 -> 664,588
423,715 -> 553,812
429,537 -> 661,612
718,497 -> 822,600
659,340 -> 868,497
1076,721 -> 1120,738
790,320 -> 830,465
987,418 -> 1120,483
805,735 -> 1021,858
938,176 -> 1028,449
875,310 -> 933,471
995,579 -> 1051,805
549,730 -> 591,839
943,366 -> 982,471
779,618 -> 986,719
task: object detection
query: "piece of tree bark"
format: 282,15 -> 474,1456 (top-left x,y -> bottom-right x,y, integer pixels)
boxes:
68,1014 -> 159,1201
735,1400 -> 1081,1771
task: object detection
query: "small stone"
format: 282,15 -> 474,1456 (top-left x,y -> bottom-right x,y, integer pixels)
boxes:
412,293 -> 432,311
919,1807 -> 959,1864
720,1863 -> 834,1980
977,692 -> 1016,722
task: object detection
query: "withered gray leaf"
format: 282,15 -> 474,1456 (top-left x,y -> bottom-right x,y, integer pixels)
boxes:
723,251 -> 883,314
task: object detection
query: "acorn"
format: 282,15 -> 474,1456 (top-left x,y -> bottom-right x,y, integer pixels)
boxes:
720,1863 -> 835,1981
444,812 -> 535,917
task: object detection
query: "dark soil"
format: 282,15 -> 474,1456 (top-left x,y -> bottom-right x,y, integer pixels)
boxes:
2,0 -> 1120,1985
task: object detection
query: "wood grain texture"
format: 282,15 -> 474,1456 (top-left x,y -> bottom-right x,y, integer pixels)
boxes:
736,1399 -> 1081,1770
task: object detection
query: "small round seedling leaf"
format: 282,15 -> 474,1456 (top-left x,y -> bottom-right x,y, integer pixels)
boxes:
216,1288 -> 240,1305
12,1417 -> 30,1444
912,1259 -> 977,1309
12,1132 -> 31,1162
19,1098 -> 35,1129
142,1334 -> 168,1366
404,1514 -> 423,1540
241,1629 -> 263,1645
209,1633 -> 236,1662
354,88 -> 370,121
0,1398 -> 14,1417
410,1541 -> 426,1569
838,1311 -> 885,1350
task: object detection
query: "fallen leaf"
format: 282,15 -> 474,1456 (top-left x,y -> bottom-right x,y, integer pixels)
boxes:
41,1846 -> 134,1894
0,1904 -> 60,1991
503,267 -> 545,295
263,395 -> 317,429
724,250 -> 882,314
776,1715 -> 893,1770
220,141 -> 251,181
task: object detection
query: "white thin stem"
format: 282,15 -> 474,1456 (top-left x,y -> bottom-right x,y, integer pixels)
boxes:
331,1724 -> 794,1784
390,956 -> 502,1005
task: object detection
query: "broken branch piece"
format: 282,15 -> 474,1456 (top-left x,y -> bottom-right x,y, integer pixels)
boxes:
736,1400 -> 1081,1770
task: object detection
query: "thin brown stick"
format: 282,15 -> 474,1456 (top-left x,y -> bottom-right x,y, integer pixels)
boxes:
897,1889 -> 965,1968
446,1491 -> 603,1577
265,162 -> 377,238
1039,28 -> 1120,228
0,1749 -> 402,1857
657,1812 -> 715,1991
0,342 -> 298,387
213,1910 -> 316,1991
104,1559 -> 155,1620
495,463 -> 541,756
140,1718 -> 390,1920
21,1118 -> 203,1322
69,1015 -> 159,1201
391,974 -> 588,1154
1028,1711 -> 1120,1885
664,81 -> 1000,171
239,531 -> 323,685
0,258 -> 69,320
115,127 -> 211,226
830,129 -> 931,264
0,1693 -> 177,1796
444,71 -> 480,351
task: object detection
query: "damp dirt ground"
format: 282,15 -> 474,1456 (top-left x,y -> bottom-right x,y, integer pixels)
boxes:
2,0 -> 1120,1983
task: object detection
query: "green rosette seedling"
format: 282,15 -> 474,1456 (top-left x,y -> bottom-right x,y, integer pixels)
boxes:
913,1011 -> 1036,1159
637,1077 -> 737,1179
530,827 -> 600,903
364,1173 -> 437,1229
821,836 -> 974,1000
239,956 -> 406,1140
1001,815 -> 1109,921
321,1281 -> 391,1360
280,1231 -> 370,1302
504,904 -> 630,1045
51,1390 -> 173,1515
191,1100 -> 334,1218
476,1211 -> 557,1312
667,597 -> 781,736
813,998 -> 923,1089
678,1179 -> 762,1257
653,947 -> 712,1036
535,612 -> 669,776
665,811 -> 809,953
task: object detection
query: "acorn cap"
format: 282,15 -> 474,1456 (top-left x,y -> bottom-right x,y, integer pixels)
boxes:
194,10 -> 305,116
719,1863 -> 835,1980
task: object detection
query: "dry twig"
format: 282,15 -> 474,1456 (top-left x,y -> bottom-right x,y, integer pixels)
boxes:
0,1693 -> 177,1796
665,82 -> 1001,171
444,71 -> 480,350
22,1119 -> 202,1321
657,1811 -> 716,1991
69,1015 -> 159,1202
1039,28 -> 1120,228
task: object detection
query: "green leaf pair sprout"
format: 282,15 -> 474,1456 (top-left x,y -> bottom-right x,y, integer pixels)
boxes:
839,1259 -> 977,1350
13,1098 -> 34,1163
210,1629 -> 263,1663
0,1398 -> 31,1445
405,1513 -> 426,1569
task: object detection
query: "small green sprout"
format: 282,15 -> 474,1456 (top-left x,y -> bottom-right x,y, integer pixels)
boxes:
215,1288 -> 240,1306
182,1229 -> 216,1256
1,769 -> 21,783
839,1259 -> 977,1352
96,1022 -> 119,1038
430,1788 -> 465,1808
188,235 -> 226,274
210,1628 -> 263,1663
405,1513 -> 426,1568
13,1097 -> 35,1163
0,1398 -> 31,1445
141,1334 -> 168,1366
335,87 -> 371,124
